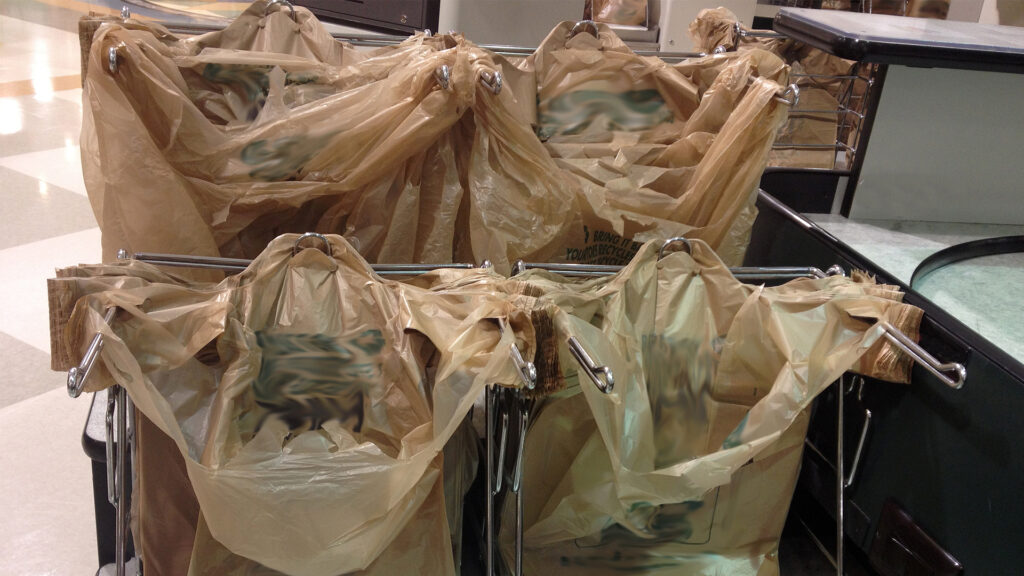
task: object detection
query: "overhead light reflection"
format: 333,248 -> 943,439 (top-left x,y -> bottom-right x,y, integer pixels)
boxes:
39,180 -> 49,196
32,38 -> 54,102
0,98 -> 23,135
32,77 -> 55,103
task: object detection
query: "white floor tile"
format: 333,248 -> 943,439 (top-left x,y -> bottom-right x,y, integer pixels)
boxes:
0,144 -> 86,196
0,386 -> 98,575
0,227 -> 102,354
0,16 -> 82,84
53,88 -> 84,106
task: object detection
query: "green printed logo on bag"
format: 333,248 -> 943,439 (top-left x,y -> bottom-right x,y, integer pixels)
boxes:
241,132 -> 336,181
202,63 -> 318,121
252,330 -> 385,434
537,89 -> 674,139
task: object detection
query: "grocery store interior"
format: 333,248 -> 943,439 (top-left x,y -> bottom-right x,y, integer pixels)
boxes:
1,0 -> 1022,575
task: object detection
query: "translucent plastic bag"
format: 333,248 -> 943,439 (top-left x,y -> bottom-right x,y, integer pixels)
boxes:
83,3 -> 576,274
55,235 -> 534,575
522,23 -> 792,266
498,240 -> 921,574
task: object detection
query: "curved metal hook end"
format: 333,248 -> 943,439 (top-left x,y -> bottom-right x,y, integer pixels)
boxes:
825,264 -> 847,277
434,65 -> 451,91
568,20 -> 599,39
480,70 -> 503,95
265,0 -> 297,22
108,46 -> 119,74
292,232 -> 332,257
777,83 -> 800,107
67,368 -> 84,398
659,237 -> 692,260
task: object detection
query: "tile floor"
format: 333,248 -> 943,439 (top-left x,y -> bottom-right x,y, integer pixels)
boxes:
0,2 -> 220,574
0,6 -> 102,575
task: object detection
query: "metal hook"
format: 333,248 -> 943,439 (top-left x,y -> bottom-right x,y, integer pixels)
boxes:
777,83 -> 800,107
500,319 -> 536,390
658,237 -> 692,260
713,45 -> 728,54
568,20 -> 599,39
423,29 -> 432,37
493,399 -> 509,494
512,260 -> 526,275
68,307 -> 118,398
291,232 -> 332,257
511,393 -> 530,576
878,321 -> 966,389
116,249 -> 129,261
433,65 -> 451,91
108,45 -> 119,74
265,0 -> 297,22
478,259 -> 493,269
510,343 -> 537,390
479,70 -> 503,95
825,264 -> 846,277
567,337 -> 614,393
734,22 -> 787,40
120,5 -> 130,19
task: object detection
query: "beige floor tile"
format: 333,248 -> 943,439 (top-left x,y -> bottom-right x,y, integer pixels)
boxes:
0,227 -> 102,354
0,16 -> 82,84
0,144 -> 86,196
0,386 -> 98,575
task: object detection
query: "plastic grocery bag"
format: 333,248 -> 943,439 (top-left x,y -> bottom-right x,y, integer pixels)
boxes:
522,22 -> 792,266
82,2 -> 578,274
688,8 -> 860,170
83,2 -> 793,275
55,234 -> 534,575
498,240 -> 921,574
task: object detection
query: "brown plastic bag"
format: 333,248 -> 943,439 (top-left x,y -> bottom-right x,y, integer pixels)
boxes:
84,4 -> 791,275
688,7 -> 863,170
83,3 -> 577,274
497,240 -> 921,574
522,23 -> 791,266
57,234 -> 535,575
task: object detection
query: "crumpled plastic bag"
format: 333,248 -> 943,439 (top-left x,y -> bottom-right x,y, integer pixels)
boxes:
688,7 -> 862,170
55,234 -> 534,576
82,1 -> 578,275
522,22 -> 791,266
497,240 -> 921,574
82,2 -> 792,275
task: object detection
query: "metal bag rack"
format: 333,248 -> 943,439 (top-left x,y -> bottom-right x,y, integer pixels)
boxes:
725,23 -> 883,214
65,234 -> 966,576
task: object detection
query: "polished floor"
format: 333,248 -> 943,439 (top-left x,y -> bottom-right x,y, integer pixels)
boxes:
0,2 -> 220,574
